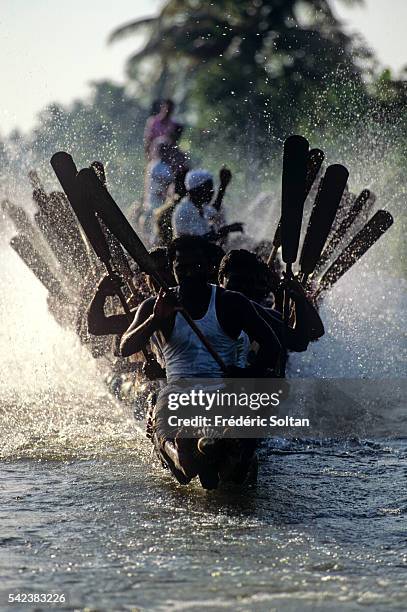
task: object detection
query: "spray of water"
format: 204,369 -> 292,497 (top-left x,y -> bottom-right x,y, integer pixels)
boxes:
0,114 -> 405,461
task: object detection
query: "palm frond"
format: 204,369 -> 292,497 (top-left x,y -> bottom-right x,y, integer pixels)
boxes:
108,16 -> 158,44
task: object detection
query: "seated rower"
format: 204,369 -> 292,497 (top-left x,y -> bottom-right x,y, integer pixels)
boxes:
171,169 -> 243,241
120,235 -> 281,487
218,249 -> 324,367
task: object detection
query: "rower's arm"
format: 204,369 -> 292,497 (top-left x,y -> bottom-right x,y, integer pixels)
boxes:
225,292 -> 282,369
87,276 -> 133,336
287,281 -> 325,349
212,167 -> 232,211
301,300 -> 325,340
203,223 -> 244,242
120,297 -> 157,357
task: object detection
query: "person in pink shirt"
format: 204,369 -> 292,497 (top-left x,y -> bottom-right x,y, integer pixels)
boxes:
144,99 -> 178,160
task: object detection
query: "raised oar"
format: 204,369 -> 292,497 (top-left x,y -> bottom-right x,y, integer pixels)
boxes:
267,147 -> 324,267
298,164 -> 349,284
77,166 -> 228,373
313,210 -> 393,301
90,161 -> 138,294
28,169 -> 45,193
314,189 -> 374,274
10,233 -> 68,302
50,153 -> 135,322
280,135 -> 309,323
1,198 -> 59,267
90,161 -> 106,186
2,199 -> 37,241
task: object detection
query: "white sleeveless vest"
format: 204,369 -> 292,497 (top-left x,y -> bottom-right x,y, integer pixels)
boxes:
161,285 -> 239,381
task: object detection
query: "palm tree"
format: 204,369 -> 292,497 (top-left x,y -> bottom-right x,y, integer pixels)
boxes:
109,0 -> 371,140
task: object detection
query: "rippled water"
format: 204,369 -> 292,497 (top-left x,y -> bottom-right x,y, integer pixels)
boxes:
1,433 -> 407,611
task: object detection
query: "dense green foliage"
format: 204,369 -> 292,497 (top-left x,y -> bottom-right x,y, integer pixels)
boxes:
109,0 -> 375,140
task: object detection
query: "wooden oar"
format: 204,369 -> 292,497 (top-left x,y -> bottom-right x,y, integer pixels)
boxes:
28,168 -> 93,279
51,153 -> 157,366
28,169 -> 45,193
1,198 -> 60,268
298,164 -> 349,284
313,210 -> 393,301
2,199 -> 36,241
280,135 -> 309,322
50,153 -> 135,318
76,166 -> 228,373
10,233 -> 68,302
314,189 -> 374,274
267,147 -> 324,267
89,161 -> 138,293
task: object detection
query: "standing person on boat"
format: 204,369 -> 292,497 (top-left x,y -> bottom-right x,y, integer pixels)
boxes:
171,169 -> 243,241
144,99 -> 178,161
120,235 -> 281,487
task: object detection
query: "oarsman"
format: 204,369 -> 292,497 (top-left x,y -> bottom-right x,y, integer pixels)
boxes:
217,249 -> 325,370
171,169 -> 243,241
120,235 -> 282,486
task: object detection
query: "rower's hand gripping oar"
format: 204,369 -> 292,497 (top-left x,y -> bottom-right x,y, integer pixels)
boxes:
298,164 -> 349,285
76,167 -> 228,373
267,147 -> 324,267
313,210 -> 393,302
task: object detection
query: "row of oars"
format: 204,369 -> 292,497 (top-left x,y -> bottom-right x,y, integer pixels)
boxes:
3,136 -> 394,378
267,136 -> 393,310
2,173 -> 117,357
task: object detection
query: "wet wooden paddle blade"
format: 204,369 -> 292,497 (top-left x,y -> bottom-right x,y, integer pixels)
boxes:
88,162 -> 133,279
316,188 -> 371,272
281,135 -> 309,264
50,152 -> 78,197
76,168 -> 160,282
305,148 -> 324,194
299,164 -> 349,276
73,171 -> 113,265
90,161 -> 107,187
10,233 -> 66,300
316,210 -> 393,298
270,147 -> 323,255
51,152 -> 112,265
2,199 -> 35,235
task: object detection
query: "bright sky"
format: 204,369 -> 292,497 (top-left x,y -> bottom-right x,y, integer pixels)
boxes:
0,0 -> 406,136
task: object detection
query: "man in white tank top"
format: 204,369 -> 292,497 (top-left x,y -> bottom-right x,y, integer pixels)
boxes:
120,236 -> 282,488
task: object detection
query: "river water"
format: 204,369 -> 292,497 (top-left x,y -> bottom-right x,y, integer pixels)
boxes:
1,210 -> 407,611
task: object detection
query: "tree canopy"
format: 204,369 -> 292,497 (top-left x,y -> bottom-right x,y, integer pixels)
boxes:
109,0 -> 374,141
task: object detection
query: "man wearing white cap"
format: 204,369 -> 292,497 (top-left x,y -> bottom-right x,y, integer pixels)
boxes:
172,169 -> 243,240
